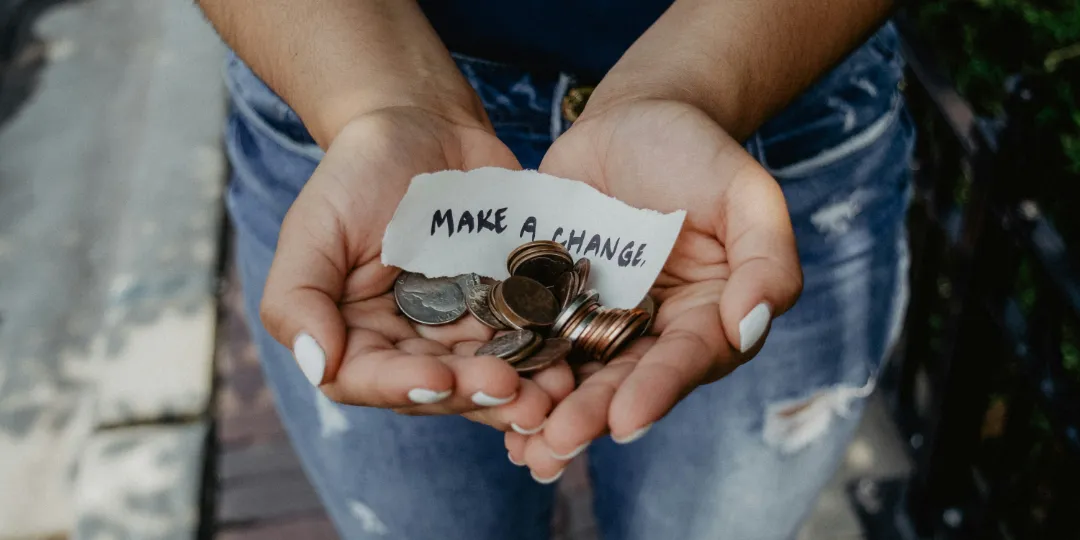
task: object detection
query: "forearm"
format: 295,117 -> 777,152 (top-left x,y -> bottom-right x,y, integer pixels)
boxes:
582,0 -> 894,141
197,0 -> 484,147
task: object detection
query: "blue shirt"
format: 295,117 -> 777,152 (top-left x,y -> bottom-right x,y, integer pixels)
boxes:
417,1 -> 673,82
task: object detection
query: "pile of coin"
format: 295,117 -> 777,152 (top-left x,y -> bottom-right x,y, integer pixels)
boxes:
393,240 -> 654,374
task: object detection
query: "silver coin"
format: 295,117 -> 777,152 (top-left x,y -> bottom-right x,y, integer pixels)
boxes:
455,273 -> 481,293
394,272 -> 467,325
465,283 -> 508,330
552,290 -> 600,335
475,329 -> 537,359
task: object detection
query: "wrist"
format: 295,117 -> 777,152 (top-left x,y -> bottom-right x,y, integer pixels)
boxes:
310,79 -> 490,148
576,71 -> 751,140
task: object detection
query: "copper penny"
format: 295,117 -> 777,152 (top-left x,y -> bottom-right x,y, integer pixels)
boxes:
500,276 -> 560,329
506,240 -> 567,267
601,310 -> 651,362
636,294 -> 656,334
553,271 -> 578,309
487,281 -> 520,329
512,254 -> 573,287
515,338 -> 572,374
572,257 -> 591,295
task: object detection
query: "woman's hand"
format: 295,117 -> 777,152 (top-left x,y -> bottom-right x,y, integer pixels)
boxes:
259,106 -> 575,432
506,100 -> 803,480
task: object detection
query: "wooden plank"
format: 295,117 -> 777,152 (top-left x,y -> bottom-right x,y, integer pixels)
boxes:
217,407 -> 288,448
219,439 -> 303,483
217,471 -> 325,524
217,514 -> 338,540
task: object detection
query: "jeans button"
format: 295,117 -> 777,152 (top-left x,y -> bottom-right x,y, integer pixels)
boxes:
561,86 -> 594,123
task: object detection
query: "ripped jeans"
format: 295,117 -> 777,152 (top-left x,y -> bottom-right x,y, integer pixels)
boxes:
222,22 -> 914,540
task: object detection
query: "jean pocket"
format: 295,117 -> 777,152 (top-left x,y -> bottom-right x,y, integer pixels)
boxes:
755,23 -> 906,177
223,53 -> 324,164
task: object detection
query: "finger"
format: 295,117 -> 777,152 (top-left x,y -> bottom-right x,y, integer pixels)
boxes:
574,361 -> 604,383
463,379 -> 552,433
717,168 -> 802,353
505,431 -> 527,466
523,434 -> 570,484
440,342 -> 521,409
324,337 -> 455,408
415,313 -> 496,347
606,310 -> 734,438
260,190 -> 359,387
541,341 -> 649,458
528,359 -> 576,404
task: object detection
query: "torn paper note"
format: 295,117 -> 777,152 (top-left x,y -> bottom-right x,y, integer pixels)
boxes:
381,167 -> 686,309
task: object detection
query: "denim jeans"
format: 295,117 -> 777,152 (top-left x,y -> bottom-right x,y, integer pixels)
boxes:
223,22 -> 914,540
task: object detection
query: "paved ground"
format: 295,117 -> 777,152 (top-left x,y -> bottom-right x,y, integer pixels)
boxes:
0,0 -> 225,537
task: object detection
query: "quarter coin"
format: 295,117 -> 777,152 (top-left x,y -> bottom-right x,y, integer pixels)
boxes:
476,329 -> 539,360
455,273 -> 481,293
464,283 -> 508,330
394,272 -> 467,325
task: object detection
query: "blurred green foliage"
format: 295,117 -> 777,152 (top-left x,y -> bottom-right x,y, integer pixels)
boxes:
912,0 -> 1080,177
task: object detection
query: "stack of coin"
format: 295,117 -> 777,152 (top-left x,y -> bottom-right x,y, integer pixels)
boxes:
507,241 -> 573,284
392,240 -> 657,375
552,291 -> 651,363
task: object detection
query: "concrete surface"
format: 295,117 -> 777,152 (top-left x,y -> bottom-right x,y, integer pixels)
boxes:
0,0 -> 226,536
75,423 -> 209,540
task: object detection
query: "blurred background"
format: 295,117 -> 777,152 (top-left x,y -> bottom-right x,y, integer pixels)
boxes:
0,0 -> 1076,538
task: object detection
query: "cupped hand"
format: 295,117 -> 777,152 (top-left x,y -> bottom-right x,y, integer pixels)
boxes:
506,100 -> 803,480
259,107 -> 575,431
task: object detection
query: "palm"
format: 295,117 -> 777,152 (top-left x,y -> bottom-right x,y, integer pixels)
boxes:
505,100 -> 802,474
263,108 -> 573,425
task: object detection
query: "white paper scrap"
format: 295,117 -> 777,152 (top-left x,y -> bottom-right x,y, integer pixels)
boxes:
381,167 -> 686,309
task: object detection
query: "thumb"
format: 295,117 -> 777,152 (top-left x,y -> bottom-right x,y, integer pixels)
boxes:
717,170 -> 802,354
259,194 -> 350,387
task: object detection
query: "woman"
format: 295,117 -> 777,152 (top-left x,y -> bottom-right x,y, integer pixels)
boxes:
201,0 -> 914,537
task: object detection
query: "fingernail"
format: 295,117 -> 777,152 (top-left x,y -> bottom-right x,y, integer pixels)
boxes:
408,388 -> 452,404
508,452 -> 525,466
293,333 -> 325,386
551,441 -> 589,461
531,468 -> 565,485
472,391 -> 516,407
613,423 -> 653,444
738,302 -> 772,353
511,421 -> 545,435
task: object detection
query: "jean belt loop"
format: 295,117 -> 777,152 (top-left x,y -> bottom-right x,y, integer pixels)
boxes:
551,72 -> 574,140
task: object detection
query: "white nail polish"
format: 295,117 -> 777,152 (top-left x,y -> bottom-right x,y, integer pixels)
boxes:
531,468 -> 565,485
511,421 -> 545,435
738,302 -> 772,353
508,452 -> 525,466
293,333 -> 326,386
408,388 -> 452,404
472,391 -> 516,407
613,423 -> 654,444
550,441 -> 589,460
